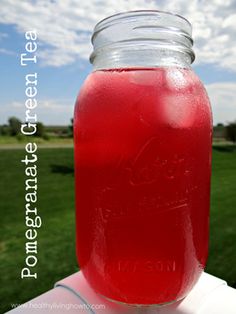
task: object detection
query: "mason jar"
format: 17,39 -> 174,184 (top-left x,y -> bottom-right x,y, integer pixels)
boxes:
74,10 -> 212,306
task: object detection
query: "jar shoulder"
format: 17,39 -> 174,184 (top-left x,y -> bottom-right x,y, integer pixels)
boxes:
76,67 -> 210,106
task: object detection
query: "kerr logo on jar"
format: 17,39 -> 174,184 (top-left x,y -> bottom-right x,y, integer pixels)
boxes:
126,137 -> 193,186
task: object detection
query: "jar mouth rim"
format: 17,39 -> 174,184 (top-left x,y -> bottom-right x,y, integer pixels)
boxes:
91,10 -> 195,68
93,10 -> 192,33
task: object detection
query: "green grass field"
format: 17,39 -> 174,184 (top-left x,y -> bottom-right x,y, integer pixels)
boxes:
0,135 -> 73,147
0,146 -> 236,313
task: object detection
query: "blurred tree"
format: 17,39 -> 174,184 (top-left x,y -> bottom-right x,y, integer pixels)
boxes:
8,117 -> 21,136
0,124 -> 10,135
225,122 -> 236,144
68,118 -> 73,138
35,122 -> 45,137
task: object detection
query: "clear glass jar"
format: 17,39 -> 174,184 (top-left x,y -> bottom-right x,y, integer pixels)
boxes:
74,10 -> 212,306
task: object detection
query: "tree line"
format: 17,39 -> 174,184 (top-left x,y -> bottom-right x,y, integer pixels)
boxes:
0,117 -> 73,139
0,117 -> 235,144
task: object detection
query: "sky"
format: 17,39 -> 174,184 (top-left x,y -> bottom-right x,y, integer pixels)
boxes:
0,0 -> 236,126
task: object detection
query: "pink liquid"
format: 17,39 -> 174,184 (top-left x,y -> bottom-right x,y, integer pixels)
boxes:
74,67 -> 212,305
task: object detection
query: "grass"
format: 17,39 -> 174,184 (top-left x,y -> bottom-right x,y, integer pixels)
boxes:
206,145 -> 236,286
0,148 -> 76,313
0,146 -> 236,312
0,135 -> 73,147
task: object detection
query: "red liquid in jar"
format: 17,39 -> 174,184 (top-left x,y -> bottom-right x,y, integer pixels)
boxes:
74,67 -> 212,305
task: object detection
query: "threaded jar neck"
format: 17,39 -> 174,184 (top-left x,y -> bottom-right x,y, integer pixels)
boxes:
90,10 -> 195,70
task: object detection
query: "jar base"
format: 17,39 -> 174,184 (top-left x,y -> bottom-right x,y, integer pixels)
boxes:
98,292 -> 185,308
